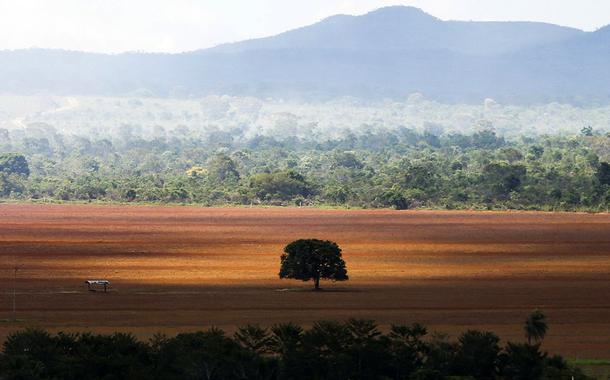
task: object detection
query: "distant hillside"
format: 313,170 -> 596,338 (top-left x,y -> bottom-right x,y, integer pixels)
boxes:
209,6 -> 583,55
0,6 -> 608,103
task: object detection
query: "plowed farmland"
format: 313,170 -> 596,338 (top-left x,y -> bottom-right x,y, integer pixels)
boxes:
1,204 -> 609,358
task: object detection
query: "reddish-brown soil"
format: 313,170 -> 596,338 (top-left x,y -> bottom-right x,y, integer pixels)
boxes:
1,204 -> 609,358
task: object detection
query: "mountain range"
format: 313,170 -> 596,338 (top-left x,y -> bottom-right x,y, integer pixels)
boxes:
1,6 -> 609,104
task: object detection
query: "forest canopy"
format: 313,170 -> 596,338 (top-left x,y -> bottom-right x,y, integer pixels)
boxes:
0,96 -> 609,211
0,123 -> 608,211
0,316 -> 592,380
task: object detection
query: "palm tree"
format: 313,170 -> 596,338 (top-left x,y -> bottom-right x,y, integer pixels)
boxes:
270,322 -> 303,355
234,324 -> 272,354
524,309 -> 548,345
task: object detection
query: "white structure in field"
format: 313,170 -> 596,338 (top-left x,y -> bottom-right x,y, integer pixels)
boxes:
85,280 -> 110,292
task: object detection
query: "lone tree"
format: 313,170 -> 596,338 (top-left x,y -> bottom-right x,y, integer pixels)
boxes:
524,309 -> 548,345
279,239 -> 348,290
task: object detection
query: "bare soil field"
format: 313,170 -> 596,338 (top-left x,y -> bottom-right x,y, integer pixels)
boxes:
0,204 -> 609,358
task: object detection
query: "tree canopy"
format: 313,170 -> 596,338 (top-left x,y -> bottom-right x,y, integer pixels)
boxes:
0,125 -> 608,212
250,170 -> 312,202
0,153 -> 29,176
0,314 -> 592,380
524,309 -> 548,345
279,239 -> 348,290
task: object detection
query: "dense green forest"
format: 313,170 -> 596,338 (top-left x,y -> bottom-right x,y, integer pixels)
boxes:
0,314 -> 593,380
1,124 -> 609,211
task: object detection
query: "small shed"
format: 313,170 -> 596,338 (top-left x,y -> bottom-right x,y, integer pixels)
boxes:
85,280 -> 110,292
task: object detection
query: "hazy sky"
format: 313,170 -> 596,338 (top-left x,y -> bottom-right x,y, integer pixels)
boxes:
1,0 -> 609,53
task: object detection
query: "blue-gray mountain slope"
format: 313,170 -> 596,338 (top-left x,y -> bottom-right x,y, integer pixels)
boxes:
0,6 -> 608,103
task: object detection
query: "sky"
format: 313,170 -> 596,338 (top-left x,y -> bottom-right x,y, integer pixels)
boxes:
0,0 -> 609,54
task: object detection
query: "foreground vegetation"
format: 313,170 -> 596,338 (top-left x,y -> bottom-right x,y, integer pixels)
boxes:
0,313 -> 593,380
1,124 -> 609,211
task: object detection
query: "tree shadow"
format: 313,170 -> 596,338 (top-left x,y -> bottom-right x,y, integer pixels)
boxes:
274,286 -> 363,293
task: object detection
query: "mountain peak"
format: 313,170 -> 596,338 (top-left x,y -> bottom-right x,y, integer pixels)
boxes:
362,6 -> 440,23
209,5 -> 582,55
366,5 -> 435,17
318,6 -> 436,24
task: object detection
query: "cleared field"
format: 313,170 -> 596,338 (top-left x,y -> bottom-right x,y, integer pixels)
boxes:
0,204 -> 609,358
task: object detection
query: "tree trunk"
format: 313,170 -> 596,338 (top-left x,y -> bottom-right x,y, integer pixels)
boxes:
314,276 -> 320,291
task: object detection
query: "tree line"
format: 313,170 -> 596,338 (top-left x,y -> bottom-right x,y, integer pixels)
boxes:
0,311 -> 592,380
1,126 -> 609,211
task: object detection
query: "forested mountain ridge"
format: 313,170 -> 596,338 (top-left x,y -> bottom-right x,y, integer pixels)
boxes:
1,6 -> 609,103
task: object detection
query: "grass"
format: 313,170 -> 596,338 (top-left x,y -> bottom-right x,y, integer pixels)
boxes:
570,359 -> 610,366
0,197 -> 608,214
570,359 -> 610,380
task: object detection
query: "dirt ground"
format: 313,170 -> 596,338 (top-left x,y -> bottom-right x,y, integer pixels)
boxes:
0,204 -> 609,358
